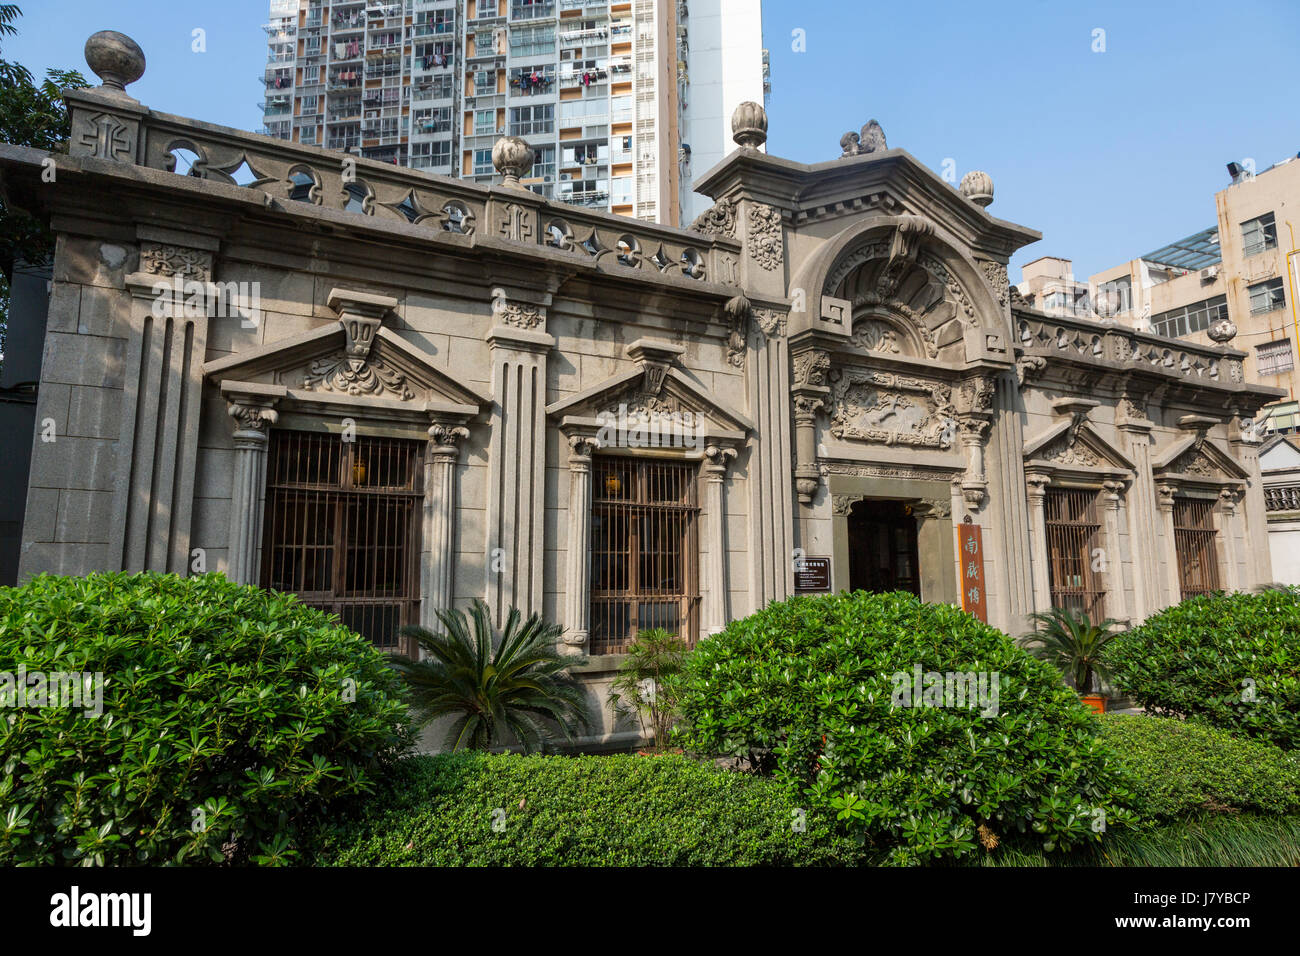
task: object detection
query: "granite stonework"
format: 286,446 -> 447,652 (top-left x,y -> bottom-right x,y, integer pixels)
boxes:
0,33 -> 1282,747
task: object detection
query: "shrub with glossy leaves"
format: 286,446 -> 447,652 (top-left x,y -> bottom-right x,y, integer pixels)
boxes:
0,572 -> 412,865
673,591 -> 1137,864
1106,588 -> 1300,749
307,751 -> 871,866
1099,714 -> 1300,819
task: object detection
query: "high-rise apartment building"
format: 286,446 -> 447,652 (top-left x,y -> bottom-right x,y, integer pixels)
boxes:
261,0 -> 765,226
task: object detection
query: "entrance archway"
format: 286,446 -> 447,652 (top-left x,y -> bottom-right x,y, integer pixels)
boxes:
846,499 -> 921,596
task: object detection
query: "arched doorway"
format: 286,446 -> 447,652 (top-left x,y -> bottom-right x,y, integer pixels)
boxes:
847,499 -> 921,596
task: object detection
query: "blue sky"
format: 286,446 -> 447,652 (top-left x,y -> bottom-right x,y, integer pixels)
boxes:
8,0 -> 1300,281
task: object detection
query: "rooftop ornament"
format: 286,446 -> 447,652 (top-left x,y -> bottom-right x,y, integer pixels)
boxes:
730,101 -> 767,150
83,30 -> 146,100
959,169 -> 994,208
492,135 -> 534,189
839,120 -> 887,157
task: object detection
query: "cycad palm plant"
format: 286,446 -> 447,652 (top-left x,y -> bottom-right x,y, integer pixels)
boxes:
1020,606 -> 1125,694
389,600 -> 591,753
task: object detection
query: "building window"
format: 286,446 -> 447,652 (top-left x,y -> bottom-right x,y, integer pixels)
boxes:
1257,338 -> 1295,377
1241,212 -> 1278,258
474,109 -> 497,135
411,139 -> 451,169
1044,489 -> 1106,621
590,455 -> 700,655
1173,497 -> 1220,599
509,103 -> 554,135
1248,277 -> 1285,315
1151,295 -> 1229,339
262,430 -> 423,653
473,147 -> 494,175
475,69 -> 497,96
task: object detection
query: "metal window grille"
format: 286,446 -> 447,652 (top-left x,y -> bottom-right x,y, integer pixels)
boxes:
1241,212 -> 1278,258
1044,488 -> 1106,620
1248,277 -> 1285,315
1173,497 -> 1220,599
1256,338 -> 1294,377
262,430 -> 423,654
589,455 -> 700,655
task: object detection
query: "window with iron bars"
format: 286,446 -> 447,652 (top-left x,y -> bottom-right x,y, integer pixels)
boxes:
1173,497 -> 1220,599
1241,211 -> 1278,258
1257,338 -> 1295,377
1248,277 -> 1285,315
261,430 -> 423,654
1044,488 -> 1106,621
589,455 -> 700,655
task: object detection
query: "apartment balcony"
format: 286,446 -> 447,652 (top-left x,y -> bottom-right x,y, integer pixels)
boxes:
560,0 -> 608,9
511,1 -> 557,21
327,137 -> 361,152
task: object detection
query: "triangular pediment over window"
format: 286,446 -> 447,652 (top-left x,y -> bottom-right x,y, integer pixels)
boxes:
1153,434 -> 1248,482
546,339 -> 752,442
1023,418 -> 1134,478
203,290 -> 487,421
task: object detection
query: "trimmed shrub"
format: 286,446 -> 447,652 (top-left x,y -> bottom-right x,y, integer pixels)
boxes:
307,751 -> 871,866
1106,589 -> 1300,749
0,572 -> 412,865
1099,714 -> 1300,819
672,591 -> 1138,864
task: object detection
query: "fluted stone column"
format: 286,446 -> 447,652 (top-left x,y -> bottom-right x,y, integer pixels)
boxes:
1101,479 -> 1128,622
1229,417 -> 1272,587
1118,404 -> 1159,620
1216,488 -> 1240,592
1025,472 -> 1052,612
704,444 -> 737,635
422,421 -> 469,628
225,397 -> 278,585
1156,482 -> 1181,605
562,434 -> 598,655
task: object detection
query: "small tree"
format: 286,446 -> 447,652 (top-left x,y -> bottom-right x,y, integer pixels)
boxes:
1020,606 -> 1125,694
391,600 -> 591,753
607,628 -> 689,751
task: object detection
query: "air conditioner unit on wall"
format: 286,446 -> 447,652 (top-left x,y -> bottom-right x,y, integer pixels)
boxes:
1200,266 -> 1219,281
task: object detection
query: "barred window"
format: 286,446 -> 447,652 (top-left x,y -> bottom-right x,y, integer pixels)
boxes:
1248,277 -> 1285,315
1173,497 -> 1220,599
1257,338 -> 1294,377
1241,212 -> 1277,258
590,456 -> 700,655
1044,488 -> 1106,621
262,430 -> 423,653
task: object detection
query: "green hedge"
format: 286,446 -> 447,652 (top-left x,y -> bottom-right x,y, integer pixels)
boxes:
1099,714 -> 1300,819
671,591 -> 1137,865
1106,589 -> 1300,749
0,572 -> 412,865
307,751 -> 871,866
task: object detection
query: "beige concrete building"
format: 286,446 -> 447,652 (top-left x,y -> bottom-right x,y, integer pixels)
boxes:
1,33 -> 1283,745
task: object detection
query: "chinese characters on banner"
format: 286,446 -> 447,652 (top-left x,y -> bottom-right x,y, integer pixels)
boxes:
957,521 -> 987,622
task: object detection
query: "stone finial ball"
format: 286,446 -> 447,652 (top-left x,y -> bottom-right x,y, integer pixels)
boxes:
84,31 -> 146,92
492,135 -> 534,181
959,170 -> 994,207
731,101 -> 768,149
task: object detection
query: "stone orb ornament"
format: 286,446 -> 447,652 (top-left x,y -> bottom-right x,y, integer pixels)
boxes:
731,101 -> 768,150
959,169 -> 994,208
84,30 -> 146,95
1207,316 -> 1238,346
492,135 -> 534,189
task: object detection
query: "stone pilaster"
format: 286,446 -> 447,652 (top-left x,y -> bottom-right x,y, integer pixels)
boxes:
1118,401 -> 1159,621
747,309 -> 795,608
224,396 -> 278,585
704,443 -> 738,635
1025,472 -> 1052,613
484,298 -> 553,622
1229,415 -> 1272,587
422,420 -> 470,629
1215,488 -> 1241,592
1101,479 -> 1128,622
1156,482 -> 1182,605
561,434 -> 599,655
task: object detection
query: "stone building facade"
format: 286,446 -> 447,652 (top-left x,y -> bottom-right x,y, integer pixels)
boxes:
0,34 -> 1281,745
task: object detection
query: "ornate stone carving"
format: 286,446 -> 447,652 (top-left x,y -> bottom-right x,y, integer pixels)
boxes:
567,433 -> 601,459
959,170 -> 994,207
730,101 -> 768,149
498,202 -> 534,242
491,135 -> 534,188
831,494 -> 858,516
839,119 -> 887,157
850,318 -> 902,354
828,369 -> 955,449
75,111 -> 137,162
1042,432 -> 1099,467
978,259 -> 1009,308
140,242 -> 212,281
918,252 -> 976,322
428,422 -> 470,449
1177,447 -> 1219,478
957,376 -> 996,415
1207,317 -> 1238,346
792,349 -> 830,388
747,203 -> 783,271
85,30 -> 146,94
752,307 -> 787,338
227,401 -> 278,433
850,296 -> 939,358
875,217 -> 935,299
496,300 -> 544,330
689,197 -> 737,238
302,352 -> 413,399
1015,354 -> 1047,386
821,462 -> 957,481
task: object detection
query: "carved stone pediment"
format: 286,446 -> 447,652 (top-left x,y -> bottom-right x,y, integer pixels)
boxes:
827,368 -> 956,449
1153,435 -> 1248,483
1023,413 -> 1134,476
203,289 -> 487,417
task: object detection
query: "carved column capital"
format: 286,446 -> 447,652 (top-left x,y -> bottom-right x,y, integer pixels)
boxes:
566,432 -> 600,465
1025,473 -> 1051,500
226,399 -> 278,444
1102,479 -> 1125,506
428,420 -> 470,459
1156,483 -> 1178,510
704,444 -> 737,476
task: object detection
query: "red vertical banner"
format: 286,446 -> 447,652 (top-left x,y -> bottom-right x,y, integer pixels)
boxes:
957,521 -> 987,622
